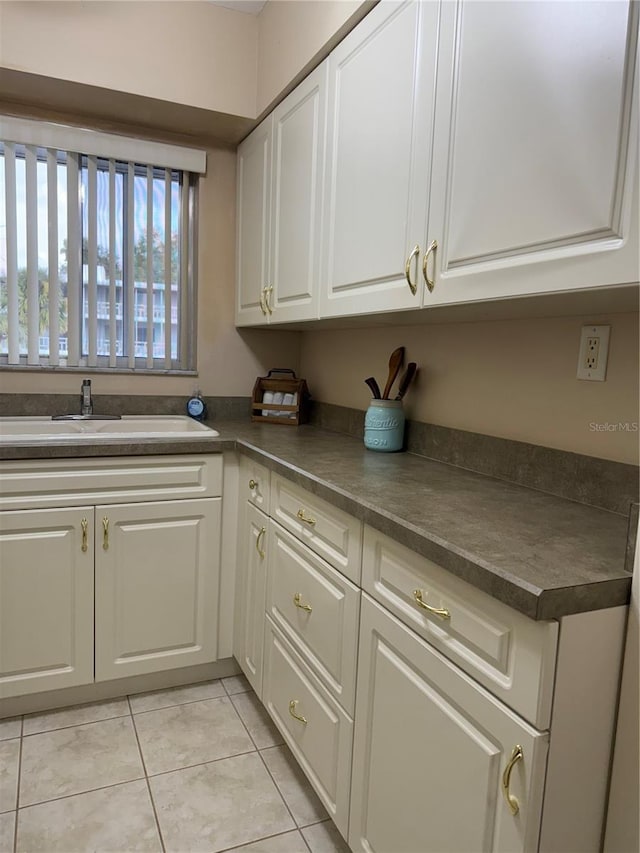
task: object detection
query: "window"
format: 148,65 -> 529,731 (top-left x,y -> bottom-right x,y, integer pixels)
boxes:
0,117 -> 206,372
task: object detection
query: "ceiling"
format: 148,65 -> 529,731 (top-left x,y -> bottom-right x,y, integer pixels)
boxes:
208,0 -> 267,14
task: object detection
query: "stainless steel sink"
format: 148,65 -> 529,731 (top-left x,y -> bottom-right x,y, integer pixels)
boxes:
0,416 -> 219,443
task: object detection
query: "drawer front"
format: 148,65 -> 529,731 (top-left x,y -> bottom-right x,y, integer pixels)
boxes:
240,456 -> 271,514
0,454 -> 223,510
270,474 -> 362,583
263,617 -> 353,838
362,527 -> 558,729
267,523 -> 360,713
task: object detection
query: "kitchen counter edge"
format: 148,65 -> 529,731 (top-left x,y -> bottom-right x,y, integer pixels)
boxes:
0,422 -> 632,622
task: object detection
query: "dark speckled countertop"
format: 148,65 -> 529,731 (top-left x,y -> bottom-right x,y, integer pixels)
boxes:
0,419 -> 632,621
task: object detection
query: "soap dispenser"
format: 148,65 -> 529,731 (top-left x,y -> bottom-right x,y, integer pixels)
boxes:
186,389 -> 207,421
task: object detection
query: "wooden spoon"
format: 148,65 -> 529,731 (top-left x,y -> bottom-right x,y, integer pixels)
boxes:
381,347 -> 405,399
395,362 -> 417,400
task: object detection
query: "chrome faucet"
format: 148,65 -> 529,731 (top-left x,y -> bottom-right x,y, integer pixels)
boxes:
81,379 -> 93,416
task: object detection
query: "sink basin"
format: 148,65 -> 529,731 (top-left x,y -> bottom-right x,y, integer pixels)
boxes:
0,416 -> 219,443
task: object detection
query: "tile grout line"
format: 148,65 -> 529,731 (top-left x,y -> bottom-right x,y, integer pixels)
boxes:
144,747 -> 260,782
228,689 -> 328,838
127,695 -> 166,853
254,746 -> 302,834
21,711 -> 130,738
217,827 -> 311,853
12,716 -> 23,853
131,692 -> 228,717
16,777 -> 148,811
222,694 -> 304,840
227,694 -> 266,753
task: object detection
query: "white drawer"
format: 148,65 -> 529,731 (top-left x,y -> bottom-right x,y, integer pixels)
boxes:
267,523 -> 360,714
362,526 -> 558,729
0,455 -> 222,511
263,617 -> 353,839
240,456 -> 271,514
270,473 -> 362,584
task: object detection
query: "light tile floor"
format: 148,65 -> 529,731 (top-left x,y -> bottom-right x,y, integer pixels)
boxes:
0,675 -> 350,853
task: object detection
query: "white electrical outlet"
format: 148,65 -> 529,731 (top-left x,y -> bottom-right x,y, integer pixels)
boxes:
577,325 -> 610,381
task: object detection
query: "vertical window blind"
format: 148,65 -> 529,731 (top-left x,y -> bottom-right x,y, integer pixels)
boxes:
0,117 -> 206,372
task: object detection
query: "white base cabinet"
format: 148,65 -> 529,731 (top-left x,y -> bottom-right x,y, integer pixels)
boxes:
0,507 -> 94,698
349,595 -> 548,853
234,501 -> 269,698
95,498 -> 221,681
0,455 -> 223,700
263,617 -> 354,836
234,474 -> 627,853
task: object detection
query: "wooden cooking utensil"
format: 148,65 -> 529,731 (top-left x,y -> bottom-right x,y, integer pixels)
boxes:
395,362 -> 417,400
381,347 -> 405,399
365,377 -> 382,399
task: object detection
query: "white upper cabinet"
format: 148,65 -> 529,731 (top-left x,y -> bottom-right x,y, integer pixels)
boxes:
425,0 -> 639,305
236,0 -> 638,325
236,64 -> 327,325
320,0 -> 440,318
236,119 -> 272,326
269,63 -> 327,323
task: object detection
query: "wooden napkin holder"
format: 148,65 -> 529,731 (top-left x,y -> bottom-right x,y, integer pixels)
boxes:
251,369 -> 311,426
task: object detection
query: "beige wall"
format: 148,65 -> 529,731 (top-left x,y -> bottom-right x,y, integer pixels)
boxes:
0,0 -> 375,123
0,1 -> 258,118
299,312 -> 640,464
256,0 -> 372,114
0,144 -> 301,399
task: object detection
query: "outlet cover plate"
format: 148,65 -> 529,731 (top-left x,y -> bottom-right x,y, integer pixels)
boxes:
577,325 -> 610,381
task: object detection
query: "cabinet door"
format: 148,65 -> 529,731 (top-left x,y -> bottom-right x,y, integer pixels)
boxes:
349,596 -> 548,853
0,507 -> 94,698
95,498 -> 220,681
269,62 -> 327,323
236,118 -> 272,326
235,503 -> 269,698
320,0 -> 440,318
426,0 -> 640,306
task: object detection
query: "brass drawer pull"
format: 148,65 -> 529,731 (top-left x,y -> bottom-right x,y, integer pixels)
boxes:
256,526 -> 266,559
412,588 -> 450,620
259,289 -> 267,316
102,517 -> 109,551
502,745 -> 524,815
249,479 -> 258,490
404,244 -> 419,295
296,509 -> 316,526
81,518 -> 88,553
293,592 -> 312,613
288,699 -> 307,725
264,285 -> 273,315
422,239 -> 438,293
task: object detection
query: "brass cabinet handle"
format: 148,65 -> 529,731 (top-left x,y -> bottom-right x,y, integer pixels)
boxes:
102,517 -> 109,551
264,285 -> 273,315
502,745 -> 524,815
256,526 -> 266,559
293,592 -> 312,613
288,699 -> 307,725
81,518 -> 88,553
259,289 -> 267,316
422,239 -> 438,293
249,479 -> 258,490
404,244 -> 420,295
412,588 -> 450,620
296,508 -> 316,526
